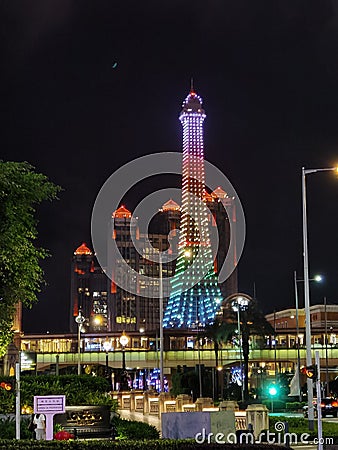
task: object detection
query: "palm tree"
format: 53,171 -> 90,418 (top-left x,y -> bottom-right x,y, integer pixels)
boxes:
201,319 -> 236,367
221,294 -> 274,403
199,318 -> 236,399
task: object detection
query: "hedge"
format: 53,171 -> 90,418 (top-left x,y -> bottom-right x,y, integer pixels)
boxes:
0,441 -> 291,450
0,417 -> 159,441
269,415 -> 338,442
113,417 -> 159,440
0,375 -> 117,414
284,401 -> 306,411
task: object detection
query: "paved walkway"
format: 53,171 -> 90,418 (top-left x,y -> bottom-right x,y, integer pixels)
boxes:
118,409 -> 161,432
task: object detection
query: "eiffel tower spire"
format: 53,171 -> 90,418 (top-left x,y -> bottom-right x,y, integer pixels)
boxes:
190,77 -> 194,93
163,88 -> 223,328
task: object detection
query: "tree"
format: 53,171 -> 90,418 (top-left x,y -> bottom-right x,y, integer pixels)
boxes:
171,365 -> 213,399
199,319 -> 236,400
201,319 -> 236,368
221,295 -> 274,403
0,161 -> 60,356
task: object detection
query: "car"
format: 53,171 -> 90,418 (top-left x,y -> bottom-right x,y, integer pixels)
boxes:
303,398 -> 338,418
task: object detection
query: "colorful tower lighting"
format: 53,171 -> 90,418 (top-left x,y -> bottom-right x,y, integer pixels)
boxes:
163,87 -> 223,328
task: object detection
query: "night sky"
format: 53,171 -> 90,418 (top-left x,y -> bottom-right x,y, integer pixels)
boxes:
2,1 -> 338,333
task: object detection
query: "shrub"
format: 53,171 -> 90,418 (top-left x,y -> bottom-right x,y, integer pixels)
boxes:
0,375 -> 117,414
285,401 -> 306,411
0,417 -> 31,440
0,439 -> 292,449
261,399 -> 286,411
113,417 -> 160,440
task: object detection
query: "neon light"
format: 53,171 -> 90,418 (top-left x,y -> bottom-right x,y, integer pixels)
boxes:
163,89 -> 223,328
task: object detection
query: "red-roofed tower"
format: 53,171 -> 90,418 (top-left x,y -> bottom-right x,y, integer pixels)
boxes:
70,242 -> 111,332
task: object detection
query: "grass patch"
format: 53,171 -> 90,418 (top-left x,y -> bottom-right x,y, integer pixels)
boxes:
269,415 -> 338,443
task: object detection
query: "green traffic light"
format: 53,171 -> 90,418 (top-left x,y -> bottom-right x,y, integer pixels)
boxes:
268,385 -> 278,396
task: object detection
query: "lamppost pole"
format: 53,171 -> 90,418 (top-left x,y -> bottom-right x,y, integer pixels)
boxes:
236,305 -> 244,403
122,346 -> 126,371
119,331 -> 129,390
159,251 -> 164,393
230,295 -> 250,402
198,335 -> 203,398
77,319 -> 81,375
103,338 -> 112,378
324,297 -> 329,397
294,270 -> 302,402
75,310 -> 85,376
273,309 -> 277,380
302,166 -> 337,430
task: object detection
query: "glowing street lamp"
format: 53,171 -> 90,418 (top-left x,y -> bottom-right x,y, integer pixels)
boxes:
119,332 -> 129,371
103,338 -> 112,377
119,331 -> 129,391
302,165 -> 337,430
75,309 -> 86,375
313,275 -> 322,282
231,295 -> 250,403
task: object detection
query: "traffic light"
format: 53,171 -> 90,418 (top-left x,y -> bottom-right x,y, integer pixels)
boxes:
267,384 -> 279,397
0,381 -> 12,391
300,365 -> 318,379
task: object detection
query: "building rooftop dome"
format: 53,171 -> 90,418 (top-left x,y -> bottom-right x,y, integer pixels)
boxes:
113,205 -> 132,218
74,243 -> 92,255
162,198 -> 180,211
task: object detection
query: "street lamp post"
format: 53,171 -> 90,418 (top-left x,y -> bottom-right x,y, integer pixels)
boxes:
75,310 -> 86,375
119,331 -> 129,390
103,338 -> 112,377
119,332 -> 129,371
294,271 -> 322,402
235,305 -> 244,403
231,296 -> 249,403
324,297 -> 329,397
293,271 -> 302,402
198,336 -> 203,398
159,251 -> 164,393
302,166 -> 337,430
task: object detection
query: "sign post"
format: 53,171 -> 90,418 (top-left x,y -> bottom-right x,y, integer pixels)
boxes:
15,362 -> 20,440
34,395 -> 66,440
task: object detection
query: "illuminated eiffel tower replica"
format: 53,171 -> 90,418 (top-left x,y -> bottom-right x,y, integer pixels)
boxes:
163,86 -> 223,328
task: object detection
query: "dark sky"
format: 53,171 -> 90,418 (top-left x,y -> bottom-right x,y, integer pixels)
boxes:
1,1 -> 338,333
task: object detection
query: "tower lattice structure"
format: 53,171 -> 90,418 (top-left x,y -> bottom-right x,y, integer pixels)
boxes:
163,88 -> 223,328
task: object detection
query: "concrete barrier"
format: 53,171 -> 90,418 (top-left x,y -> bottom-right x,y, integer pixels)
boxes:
161,411 -> 236,440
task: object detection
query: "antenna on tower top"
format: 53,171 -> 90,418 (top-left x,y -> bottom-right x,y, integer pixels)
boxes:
190,77 -> 195,94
